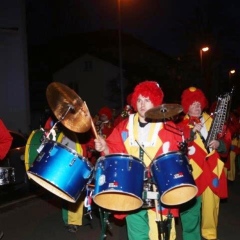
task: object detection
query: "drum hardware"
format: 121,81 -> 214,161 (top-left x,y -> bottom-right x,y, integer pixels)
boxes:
84,185 -> 94,220
153,184 -> 172,240
99,208 -> 112,240
142,182 -> 159,208
145,104 -> 183,120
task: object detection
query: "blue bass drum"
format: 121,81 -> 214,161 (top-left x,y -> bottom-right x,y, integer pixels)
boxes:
150,151 -> 198,205
27,140 -> 93,203
93,154 -> 146,211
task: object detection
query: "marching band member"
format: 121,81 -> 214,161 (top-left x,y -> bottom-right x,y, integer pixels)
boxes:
25,116 -> 94,233
95,106 -> 114,139
94,80 -> 182,240
177,87 -> 231,240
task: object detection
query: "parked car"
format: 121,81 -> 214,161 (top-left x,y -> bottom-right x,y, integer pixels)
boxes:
0,130 -> 29,192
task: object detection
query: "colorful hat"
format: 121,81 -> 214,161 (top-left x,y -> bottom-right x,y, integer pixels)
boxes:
98,106 -> 112,119
131,80 -> 164,111
181,87 -> 208,114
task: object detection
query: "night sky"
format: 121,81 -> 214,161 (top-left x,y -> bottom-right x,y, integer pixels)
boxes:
26,0 -> 240,72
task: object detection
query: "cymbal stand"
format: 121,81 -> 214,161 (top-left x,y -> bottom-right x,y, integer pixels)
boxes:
99,208 -> 112,240
153,184 -> 172,240
135,140 -> 171,240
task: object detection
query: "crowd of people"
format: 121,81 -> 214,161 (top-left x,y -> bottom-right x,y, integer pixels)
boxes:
2,79 -> 240,240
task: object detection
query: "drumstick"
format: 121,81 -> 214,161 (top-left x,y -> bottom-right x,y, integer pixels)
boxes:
83,101 -> 99,139
91,117 -> 99,139
153,184 -> 160,221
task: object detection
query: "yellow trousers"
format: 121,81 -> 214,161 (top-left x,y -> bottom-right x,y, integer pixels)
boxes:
227,138 -> 238,181
62,194 -> 84,226
201,187 -> 220,239
148,209 -> 176,240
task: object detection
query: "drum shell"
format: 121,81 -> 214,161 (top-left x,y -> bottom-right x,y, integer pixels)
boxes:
27,140 -> 93,203
93,153 -> 146,211
25,129 -> 60,171
150,151 -> 198,205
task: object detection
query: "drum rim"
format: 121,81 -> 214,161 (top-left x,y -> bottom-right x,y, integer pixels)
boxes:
96,153 -> 145,165
44,139 -> 93,167
45,139 -> 91,161
151,150 -> 184,163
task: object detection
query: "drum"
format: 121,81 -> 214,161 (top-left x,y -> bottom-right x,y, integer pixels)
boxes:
27,140 -> 93,203
150,151 -> 198,205
93,154 -> 146,211
24,129 -> 60,171
0,167 -> 15,185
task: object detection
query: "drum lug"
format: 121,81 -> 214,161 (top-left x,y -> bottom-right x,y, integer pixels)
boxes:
128,160 -> 133,171
36,151 -> 46,162
69,157 -> 77,166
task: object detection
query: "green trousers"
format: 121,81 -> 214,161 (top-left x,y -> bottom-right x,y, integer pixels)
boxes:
180,197 -> 202,240
126,209 -> 150,240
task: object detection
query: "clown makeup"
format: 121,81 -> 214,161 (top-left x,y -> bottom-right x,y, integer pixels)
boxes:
99,114 -> 109,122
136,94 -> 154,122
188,101 -> 202,117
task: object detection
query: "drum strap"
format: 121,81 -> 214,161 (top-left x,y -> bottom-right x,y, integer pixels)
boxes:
139,147 -> 144,161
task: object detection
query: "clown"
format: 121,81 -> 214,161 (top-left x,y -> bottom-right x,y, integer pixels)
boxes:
177,87 -> 231,240
95,106 -> 114,138
94,80 -> 182,240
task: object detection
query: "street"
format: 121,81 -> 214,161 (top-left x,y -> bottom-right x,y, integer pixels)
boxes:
0,175 -> 240,240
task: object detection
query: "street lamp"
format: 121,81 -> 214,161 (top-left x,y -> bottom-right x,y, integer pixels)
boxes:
200,47 -> 209,73
229,69 -> 235,86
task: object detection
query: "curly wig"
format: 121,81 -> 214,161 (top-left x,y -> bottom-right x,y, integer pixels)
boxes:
181,87 -> 208,114
98,106 -> 112,119
131,80 -> 164,111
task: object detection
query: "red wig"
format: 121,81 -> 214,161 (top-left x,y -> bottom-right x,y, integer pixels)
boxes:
181,87 -> 208,114
131,80 -> 164,111
98,106 -> 112,119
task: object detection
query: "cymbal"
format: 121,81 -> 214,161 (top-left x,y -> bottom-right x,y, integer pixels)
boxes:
145,104 -> 183,120
46,82 -> 92,133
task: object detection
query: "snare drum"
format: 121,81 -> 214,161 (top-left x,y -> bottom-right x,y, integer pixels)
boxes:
150,151 -> 198,205
0,167 -> 15,185
93,154 -> 146,211
27,140 -> 93,203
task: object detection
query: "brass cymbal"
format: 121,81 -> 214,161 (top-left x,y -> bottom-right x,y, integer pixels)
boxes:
46,82 -> 91,133
145,104 -> 183,120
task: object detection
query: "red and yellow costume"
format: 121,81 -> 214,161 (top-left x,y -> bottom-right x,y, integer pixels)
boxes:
177,87 -> 231,240
105,112 -> 182,240
97,81 -> 183,240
